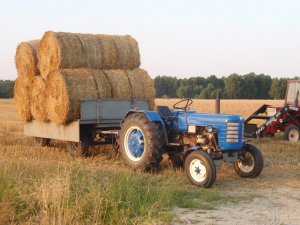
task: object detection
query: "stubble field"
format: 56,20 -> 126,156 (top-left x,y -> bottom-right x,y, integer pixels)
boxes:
0,98 -> 300,225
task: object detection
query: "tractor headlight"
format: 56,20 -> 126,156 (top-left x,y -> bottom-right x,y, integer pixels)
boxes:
206,125 -> 213,133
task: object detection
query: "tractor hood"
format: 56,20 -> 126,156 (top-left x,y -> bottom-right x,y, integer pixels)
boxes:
187,112 -> 244,127
173,110 -> 245,151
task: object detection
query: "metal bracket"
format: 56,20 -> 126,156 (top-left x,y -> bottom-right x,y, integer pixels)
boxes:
223,151 -> 238,163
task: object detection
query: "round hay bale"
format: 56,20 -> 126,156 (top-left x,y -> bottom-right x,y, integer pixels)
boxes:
103,70 -> 132,98
14,77 -> 31,122
39,31 -> 140,78
47,69 -> 112,125
15,40 -> 40,83
127,68 -> 155,99
30,76 -> 48,122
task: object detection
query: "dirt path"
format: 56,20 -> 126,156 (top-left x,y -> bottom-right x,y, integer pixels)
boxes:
174,187 -> 300,225
173,164 -> 300,225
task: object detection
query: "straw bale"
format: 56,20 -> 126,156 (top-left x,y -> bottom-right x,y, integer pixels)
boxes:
47,69 -> 112,124
30,76 -> 48,122
14,78 -> 31,122
15,40 -> 40,83
38,31 -> 140,78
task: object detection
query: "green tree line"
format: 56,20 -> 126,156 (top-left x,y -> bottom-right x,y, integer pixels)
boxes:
0,80 -> 14,98
0,74 -> 298,99
155,73 -> 298,99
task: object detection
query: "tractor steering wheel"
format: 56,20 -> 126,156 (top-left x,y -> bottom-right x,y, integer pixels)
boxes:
173,99 -> 193,111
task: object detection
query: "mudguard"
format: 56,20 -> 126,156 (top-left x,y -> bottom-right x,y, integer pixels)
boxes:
122,110 -> 168,145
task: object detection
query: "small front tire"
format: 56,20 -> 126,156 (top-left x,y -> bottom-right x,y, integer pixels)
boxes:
284,125 -> 300,142
233,144 -> 264,178
184,151 -> 216,188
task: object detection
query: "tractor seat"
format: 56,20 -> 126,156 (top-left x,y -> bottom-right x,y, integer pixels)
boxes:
156,106 -> 175,121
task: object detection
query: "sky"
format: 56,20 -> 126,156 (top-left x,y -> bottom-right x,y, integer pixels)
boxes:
1,0 -> 300,80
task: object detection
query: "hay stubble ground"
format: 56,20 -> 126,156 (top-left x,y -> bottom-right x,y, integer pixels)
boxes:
0,99 -> 300,224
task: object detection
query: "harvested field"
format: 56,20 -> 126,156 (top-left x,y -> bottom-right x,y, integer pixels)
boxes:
0,99 -> 299,224
38,31 -> 140,78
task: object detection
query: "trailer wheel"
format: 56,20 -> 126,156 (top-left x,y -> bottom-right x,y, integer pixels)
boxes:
233,144 -> 264,178
119,113 -> 164,170
34,137 -> 50,147
284,125 -> 300,142
184,151 -> 216,188
67,135 -> 89,157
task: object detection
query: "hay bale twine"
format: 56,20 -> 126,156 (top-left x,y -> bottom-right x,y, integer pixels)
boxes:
30,76 -> 48,122
15,40 -> 40,83
38,31 -> 140,78
14,78 -> 31,122
47,69 -> 112,125
127,68 -> 155,99
103,70 -> 132,98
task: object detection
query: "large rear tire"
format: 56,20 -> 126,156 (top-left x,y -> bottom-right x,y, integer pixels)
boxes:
184,151 -> 216,188
119,113 -> 165,170
284,125 -> 300,142
233,144 -> 264,178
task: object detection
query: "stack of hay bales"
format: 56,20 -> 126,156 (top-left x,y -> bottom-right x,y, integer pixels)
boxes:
14,31 -> 155,125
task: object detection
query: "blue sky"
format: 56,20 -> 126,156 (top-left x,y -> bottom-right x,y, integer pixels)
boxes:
1,0 -> 300,79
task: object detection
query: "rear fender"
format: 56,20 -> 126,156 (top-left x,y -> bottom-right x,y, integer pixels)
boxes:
122,110 -> 168,145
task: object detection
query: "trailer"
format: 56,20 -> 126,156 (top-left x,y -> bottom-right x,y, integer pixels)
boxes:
244,80 -> 300,142
25,99 -> 150,156
24,98 -> 264,188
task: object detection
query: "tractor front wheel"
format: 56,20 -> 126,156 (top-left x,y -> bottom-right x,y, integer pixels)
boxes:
184,151 -> 216,188
119,113 -> 165,170
284,125 -> 300,142
233,144 -> 264,178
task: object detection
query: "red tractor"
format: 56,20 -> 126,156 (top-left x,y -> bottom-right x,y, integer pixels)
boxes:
244,80 -> 300,142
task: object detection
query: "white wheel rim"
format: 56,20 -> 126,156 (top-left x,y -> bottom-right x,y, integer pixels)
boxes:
189,159 -> 207,183
238,152 -> 255,173
124,126 -> 145,162
289,129 -> 299,142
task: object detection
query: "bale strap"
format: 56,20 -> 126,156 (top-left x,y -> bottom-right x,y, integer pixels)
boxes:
111,37 -> 120,67
102,70 -> 113,97
74,34 -> 101,99
25,42 -> 39,75
124,70 -> 134,99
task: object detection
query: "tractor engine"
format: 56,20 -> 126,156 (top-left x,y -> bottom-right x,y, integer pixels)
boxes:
184,126 -> 218,153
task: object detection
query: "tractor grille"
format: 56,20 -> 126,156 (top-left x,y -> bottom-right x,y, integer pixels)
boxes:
226,122 -> 240,142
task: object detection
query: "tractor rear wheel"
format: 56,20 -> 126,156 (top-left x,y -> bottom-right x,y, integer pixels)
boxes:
119,113 -> 165,170
284,125 -> 300,142
184,151 -> 216,188
233,144 -> 264,178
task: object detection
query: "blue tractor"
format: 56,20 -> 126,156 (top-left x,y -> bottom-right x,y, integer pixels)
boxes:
26,98 -> 264,188
119,99 -> 264,188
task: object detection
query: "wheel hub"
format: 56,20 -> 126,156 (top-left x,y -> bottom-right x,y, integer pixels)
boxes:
189,159 -> 206,182
124,126 -> 145,161
238,152 -> 255,173
289,129 -> 299,142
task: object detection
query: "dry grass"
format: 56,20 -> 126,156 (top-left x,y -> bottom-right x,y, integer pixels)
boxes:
38,31 -> 140,78
0,99 -> 300,224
